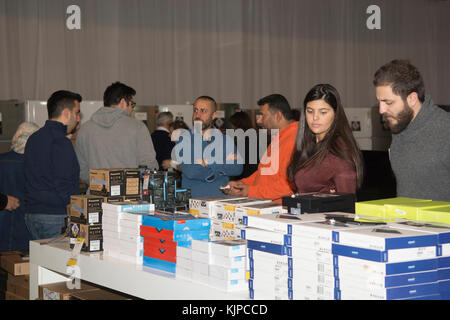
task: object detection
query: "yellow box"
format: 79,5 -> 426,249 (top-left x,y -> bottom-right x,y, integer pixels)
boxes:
355,197 -> 430,222
385,201 -> 450,221
417,205 -> 450,224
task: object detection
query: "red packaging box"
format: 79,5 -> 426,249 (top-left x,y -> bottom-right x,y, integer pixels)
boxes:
140,225 -> 174,241
143,237 -> 177,251
143,246 -> 177,263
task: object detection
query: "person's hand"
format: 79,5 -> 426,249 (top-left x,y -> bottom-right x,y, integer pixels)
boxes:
161,159 -> 172,170
222,181 -> 249,197
5,195 -> 20,211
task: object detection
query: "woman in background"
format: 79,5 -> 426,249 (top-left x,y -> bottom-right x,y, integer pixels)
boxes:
287,84 -> 363,194
0,122 -> 39,251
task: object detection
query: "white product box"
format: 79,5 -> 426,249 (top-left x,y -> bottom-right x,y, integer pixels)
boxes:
102,229 -> 119,239
290,247 -> 334,264
176,246 -> 192,260
189,196 -> 245,218
291,258 -> 334,275
251,289 -> 290,300
176,266 -> 192,280
192,260 -> 209,276
214,198 -> 272,222
177,256 -> 193,271
250,278 -> 291,295
290,237 -> 332,254
442,244 -> 450,257
293,284 -> 335,300
192,271 -> 210,285
119,219 -> 141,230
290,216 -> 372,239
210,254 -> 246,269
246,213 -> 327,234
120,238 -> 143,250
119,247 -> 143,258
250,248 -> 290,264
292,271 -> 336,288
191,239 -> 212,253
191,250 -> 211,264
118,225 -> 141,236
102,221 -> 119,233
210,220 -> 239,241
336,225 -> 437,252
209,277 -> 247,292
209,264 -> 246,281
102,201 -> 155,213
234,202 -> 283,225
243,228 -> 287,246
252,265 -> 291,280
210,239 -> 247,257
118,232 -> 143,244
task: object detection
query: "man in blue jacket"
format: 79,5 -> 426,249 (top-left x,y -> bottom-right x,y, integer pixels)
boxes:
173,96 -> 243,197
24,90 -> 82,240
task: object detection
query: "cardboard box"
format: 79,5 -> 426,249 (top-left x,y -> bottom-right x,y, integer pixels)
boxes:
142,212 -> 210,231
69,223 -> 103,252
38,281 -> 99,300
102,201 -> 154,213
7,278 -> 29,299
5,291 -> 26,300
103,196 -> 124,203
70,195 -> 104,225
211,220 -> 239,241
0,254 -> 29,276
124,169 -> 140,196
89,169 -> 125,197
70,288 -> 134,300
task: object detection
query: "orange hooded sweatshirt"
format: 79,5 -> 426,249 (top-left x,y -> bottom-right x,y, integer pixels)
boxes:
241,121 -> 298,203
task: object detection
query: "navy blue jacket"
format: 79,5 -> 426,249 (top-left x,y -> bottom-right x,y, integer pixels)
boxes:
24,120 -> 80,215
151,129 -> 175,170
0,151 -> 32,250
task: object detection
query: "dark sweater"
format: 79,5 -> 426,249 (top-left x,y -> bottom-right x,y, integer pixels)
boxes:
24,120 -> 80,215
389,95 -> 450,201
0,193 -> 6,211
151,129 -> 175,169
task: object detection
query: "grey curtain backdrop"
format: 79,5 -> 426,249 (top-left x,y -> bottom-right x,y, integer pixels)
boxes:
0,0 -> 449,109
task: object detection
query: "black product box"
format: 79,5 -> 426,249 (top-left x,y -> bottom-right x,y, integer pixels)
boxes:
124,169 -> 140,196
89,169 -> 125,197
69,223 -> 103,252
282,192 -> 355,214
70,195 -> 104,225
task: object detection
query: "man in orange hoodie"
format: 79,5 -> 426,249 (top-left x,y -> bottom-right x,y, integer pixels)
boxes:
224,94 -> 298,203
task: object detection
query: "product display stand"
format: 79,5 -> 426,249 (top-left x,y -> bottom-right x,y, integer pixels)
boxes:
29,239 -> 248,300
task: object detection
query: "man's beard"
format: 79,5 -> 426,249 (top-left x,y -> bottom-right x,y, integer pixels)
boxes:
382,102 -> 414,134
194,118 -> 212,131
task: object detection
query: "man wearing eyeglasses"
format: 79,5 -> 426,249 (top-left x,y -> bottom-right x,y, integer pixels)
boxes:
75,81 -> 157,184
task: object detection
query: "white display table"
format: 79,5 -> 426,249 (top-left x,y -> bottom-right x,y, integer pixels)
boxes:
29,239 -> 249,300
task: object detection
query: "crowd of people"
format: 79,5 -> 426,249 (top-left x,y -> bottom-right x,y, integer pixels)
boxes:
1,59 -> 449,250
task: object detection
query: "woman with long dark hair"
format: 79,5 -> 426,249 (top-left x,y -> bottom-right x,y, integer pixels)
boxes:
287,84 -> 363,194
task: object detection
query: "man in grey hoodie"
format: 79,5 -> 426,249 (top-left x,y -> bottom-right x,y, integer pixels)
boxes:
373,60 -> 450,201
75,82 -> 157,183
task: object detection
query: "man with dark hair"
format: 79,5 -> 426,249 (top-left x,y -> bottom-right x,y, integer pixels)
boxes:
224,94 -> 298,202
76,82 -> 157,183
24,90 -> 82,240
173,95 -> 243,197
374,59 -> 450,201
151,111 -> 175,170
